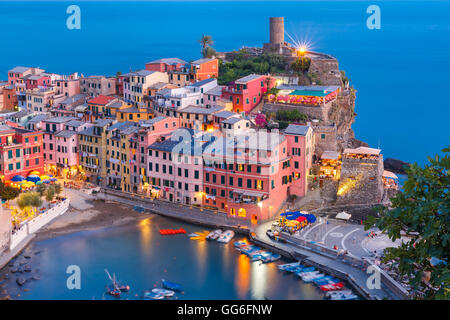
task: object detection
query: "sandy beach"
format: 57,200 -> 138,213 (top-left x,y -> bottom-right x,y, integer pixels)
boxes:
34,189 -> 149,241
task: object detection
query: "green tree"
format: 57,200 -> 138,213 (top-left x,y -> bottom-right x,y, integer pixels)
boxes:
17,192 -> 42,216
198,35 -> 214,58
36,184 -> 47,197
0,180 -> 20,201
53,183 -> 62,196
292,57 -> 311,74
365,146 -> 450,300
45,186 -> 56,203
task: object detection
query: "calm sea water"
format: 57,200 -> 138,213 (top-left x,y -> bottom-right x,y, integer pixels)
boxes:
0,1 -> 449,163
2,215 -> 324,300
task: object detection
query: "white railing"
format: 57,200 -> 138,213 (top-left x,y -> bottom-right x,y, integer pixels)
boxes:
9,199 -> 70,250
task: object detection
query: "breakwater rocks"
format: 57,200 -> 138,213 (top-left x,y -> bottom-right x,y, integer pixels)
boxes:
0,246 -> 42,299
384,158 -> 410,175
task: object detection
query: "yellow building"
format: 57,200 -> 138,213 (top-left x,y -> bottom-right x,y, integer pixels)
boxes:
78,119 -> 115,184
116,106 -> 154,123
104,122 -> 139,192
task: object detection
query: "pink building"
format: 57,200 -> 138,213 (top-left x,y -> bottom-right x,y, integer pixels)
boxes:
202,132 -> 293,223
128,116 -> 181,193
146,128 -> 207,205
145,58 -> 187,73
284,124 -> 315,197
25,74 -> 51,90
42,117 -> 76,171
7,66 -> 44,86
54,78 -> 81,97
222,74 -> 273,114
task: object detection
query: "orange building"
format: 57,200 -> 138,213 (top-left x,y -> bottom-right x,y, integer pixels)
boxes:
191,58 -> 218,82
1,85 -> 18,111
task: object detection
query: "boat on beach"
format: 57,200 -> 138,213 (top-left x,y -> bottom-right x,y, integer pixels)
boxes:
217,230 -> 235,243
206,229 -> 222,240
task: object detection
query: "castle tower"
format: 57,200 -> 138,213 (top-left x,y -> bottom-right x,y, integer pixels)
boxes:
269,17 -> 284,44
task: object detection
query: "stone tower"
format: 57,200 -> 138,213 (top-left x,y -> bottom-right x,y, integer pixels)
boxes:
269,17 -> 284,44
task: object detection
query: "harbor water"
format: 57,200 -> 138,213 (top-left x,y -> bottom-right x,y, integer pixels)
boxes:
0,215 -> 324,300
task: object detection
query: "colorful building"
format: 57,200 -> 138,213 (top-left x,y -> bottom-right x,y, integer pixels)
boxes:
284,124 -> 315,197
146,128 -> 210,205
145,58 -> 187,73
80,76 -> 116,98
78,119 -> 115,184
201,131 -> 293,223
123,70 -> 169,106
222,74 -> 271,114
190,58 -> 219,82
0,124 -> 44,180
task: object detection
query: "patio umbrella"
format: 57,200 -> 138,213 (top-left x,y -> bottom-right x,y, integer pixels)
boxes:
27,175 -> 41,183
40,175 -> 50,180
11,175 -> 25,182
35,181 -> 43,185
42,180 -> 50,184
50,178 -> 57,182
48,174 -> 53,177
29,171 -> 41,176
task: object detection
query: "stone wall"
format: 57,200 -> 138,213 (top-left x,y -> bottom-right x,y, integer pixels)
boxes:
336,156 -> 384,205
309,58 -> 341,86
311,123 -> 338,154
0,209 -> 11,255
320,179 -> 339,202
263,101 -> 332,122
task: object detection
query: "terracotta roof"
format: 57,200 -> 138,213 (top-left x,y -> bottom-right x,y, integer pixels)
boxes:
88,95 -> 116,106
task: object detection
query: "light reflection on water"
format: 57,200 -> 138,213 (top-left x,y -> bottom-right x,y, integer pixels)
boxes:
2,215 -> 324,300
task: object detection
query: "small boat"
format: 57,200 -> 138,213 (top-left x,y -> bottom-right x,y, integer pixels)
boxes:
295,268 -> 316,276
277,262 -> 300,270
240,245 -> 261,255
142,291 -> 164,300
162,279 -> 183,292
328,291 -> 358,300
326,290 -> 353,298
159,228 -> 186,235
206,229 -> 222,240
217,230 -> 235,243
314,276 -> 340,286
320,282 -> 344,291
106,286 -> 121,298
152,288 -> 175,297
118,285 -> 130,292
258,252 -> 281,263
104,269 -> 128,298
233,240 -> 248,248
301,273 -> 325,282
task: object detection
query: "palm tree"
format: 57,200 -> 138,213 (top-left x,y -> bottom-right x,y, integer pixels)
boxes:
198,35 -> 214,58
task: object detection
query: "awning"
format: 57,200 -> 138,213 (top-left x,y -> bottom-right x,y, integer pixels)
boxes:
383,170 -> 398,180
336,211 -> 352,221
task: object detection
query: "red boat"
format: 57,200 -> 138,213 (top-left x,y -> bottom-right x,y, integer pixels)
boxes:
159,228 -> 186,235
320,282 -> 344,291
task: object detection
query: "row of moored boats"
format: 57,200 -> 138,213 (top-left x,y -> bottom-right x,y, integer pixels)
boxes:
206,229 -> 235,243
277,262 -> 358,300
233,240 -> 281,263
